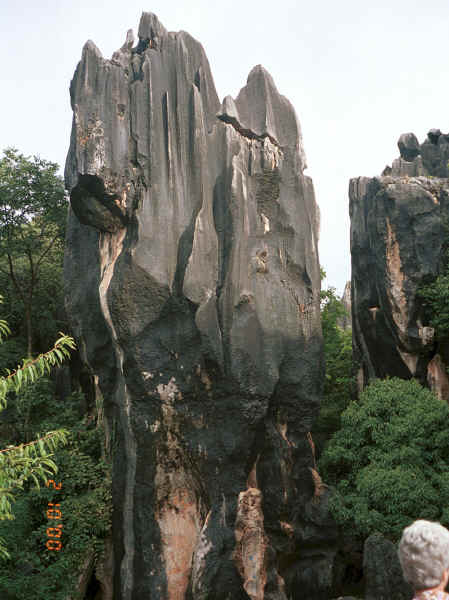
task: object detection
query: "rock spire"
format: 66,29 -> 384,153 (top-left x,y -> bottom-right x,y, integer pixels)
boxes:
65,13 -> 335,599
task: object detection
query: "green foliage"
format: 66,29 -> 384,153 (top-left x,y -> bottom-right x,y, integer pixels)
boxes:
313,283 -> 353,456
419,249 -> 449,340
0,147 -> 111,596
0,337 -> 26,374
0,333 -> 76,410
320,377 -> 449,541
0,148 -> 66,255
0,304 -> 75,559
418,221 -> 449,341
0,384 -> 112,599
0,431 -> 69,520
0,319 -> 10,343
0,148 -> 67,356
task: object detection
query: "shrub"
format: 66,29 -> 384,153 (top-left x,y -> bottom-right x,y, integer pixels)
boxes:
0,382 -> 112,599
312,283 -> 353,456
320,377 -> 449,541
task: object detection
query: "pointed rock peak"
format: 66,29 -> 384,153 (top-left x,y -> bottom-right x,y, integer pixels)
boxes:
121,28 -> 134,51
247,64 -> 276,89
427,128 -> 442,144
138,12 -> 167,42
82,40 -> 103,58
234,63 -> 303,154
218,95 -> 240,122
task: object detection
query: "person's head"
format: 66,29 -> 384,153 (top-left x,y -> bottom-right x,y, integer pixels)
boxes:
398,520 -> 449,591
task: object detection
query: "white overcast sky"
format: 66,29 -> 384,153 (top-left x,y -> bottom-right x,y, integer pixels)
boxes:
1,0 -> 449,293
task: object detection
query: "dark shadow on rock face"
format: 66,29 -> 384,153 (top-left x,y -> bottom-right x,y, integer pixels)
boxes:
70,174 -> 128,233
364,533 -> 413,600
64,11 -> 336,599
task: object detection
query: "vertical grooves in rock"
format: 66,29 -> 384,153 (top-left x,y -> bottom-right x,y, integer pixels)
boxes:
64,12 -> 335,599
97,231 -> 137,599
351,130 -> 449,398
162,91 -> 171,176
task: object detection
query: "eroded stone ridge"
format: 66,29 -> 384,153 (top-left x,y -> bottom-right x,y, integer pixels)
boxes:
350,130 -> 449,399
382,128 -> 449,178
64,12 -> 335,599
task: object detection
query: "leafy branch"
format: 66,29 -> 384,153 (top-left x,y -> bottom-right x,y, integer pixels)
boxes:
0,334 -> 76,410
0,326 -> 75,559
0,429 -> 69,515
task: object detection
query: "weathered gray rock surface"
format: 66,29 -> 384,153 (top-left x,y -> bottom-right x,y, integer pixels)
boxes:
64,12 -> 335,600
350,131 -> 449,398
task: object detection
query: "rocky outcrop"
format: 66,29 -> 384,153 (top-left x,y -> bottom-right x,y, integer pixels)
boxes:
350,130 -> 449,397
64,12 -> 335,600
363,533 -> 413,600
381,129 -> 449,179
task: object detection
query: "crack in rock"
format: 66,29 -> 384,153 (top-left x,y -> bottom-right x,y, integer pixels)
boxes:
217,113 -> 281,149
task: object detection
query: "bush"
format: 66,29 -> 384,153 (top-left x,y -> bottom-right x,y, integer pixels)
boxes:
320,377 -> 449,541
0,381 -> 112,599
418,225 -> 449,342
419,267 -> 449,340
312,284 -> 353,456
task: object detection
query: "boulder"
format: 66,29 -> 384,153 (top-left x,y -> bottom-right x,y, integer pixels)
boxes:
385,130 -> 449,178
363,533 -> 413,600
398,133 -> 420,162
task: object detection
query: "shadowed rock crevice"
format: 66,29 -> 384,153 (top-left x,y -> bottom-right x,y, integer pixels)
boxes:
70,174 -> 128,232
217,113 -> 281,148
64,11 -> 334,599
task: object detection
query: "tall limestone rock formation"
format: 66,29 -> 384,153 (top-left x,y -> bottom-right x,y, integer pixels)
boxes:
350,130 -> 449,399
64,13 -> 335,600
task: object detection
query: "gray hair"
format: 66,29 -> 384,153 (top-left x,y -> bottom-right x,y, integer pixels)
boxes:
398,520 -> 449,590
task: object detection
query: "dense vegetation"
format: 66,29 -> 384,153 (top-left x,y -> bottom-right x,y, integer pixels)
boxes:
0,149 -> 67,358
312,279 -> 353,457
419,235 -> 449,342
0,148 -> 355,594
0,322 -> 74,559
317,242 -> 449,596
4,141 -> 448,595
319,251 -> 449,546
0,149 -> 112,599
320,377 -> 449,542
0,381 -> 111,599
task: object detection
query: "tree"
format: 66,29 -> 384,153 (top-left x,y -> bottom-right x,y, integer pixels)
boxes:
320,377 -> 449,541
312,279 -> 353,456
0,384 -> 112,599
419,249 -> 449,341
0,314 -> 74,559
418,219 -> 449,342
0,149 -> 67,356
